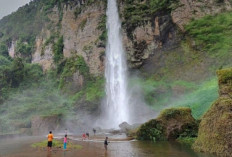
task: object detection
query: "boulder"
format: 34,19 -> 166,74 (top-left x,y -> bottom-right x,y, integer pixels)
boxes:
119,122 -> 141,137
137,107 -> 198,142
217,68 -> 232,98
119,122 -> 132,132
193,68 -> 232,156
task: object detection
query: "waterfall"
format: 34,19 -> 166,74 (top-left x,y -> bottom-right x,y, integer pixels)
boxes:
102,0 -> 129,128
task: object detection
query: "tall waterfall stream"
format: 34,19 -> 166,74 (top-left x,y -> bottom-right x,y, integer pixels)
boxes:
103,0 -> 129,128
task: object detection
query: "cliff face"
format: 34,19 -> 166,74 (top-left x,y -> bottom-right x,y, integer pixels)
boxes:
193,68 -> 232,156
31,2 -> 106,75
119,0 -> 231,69
171,0 -> 231,31
4,0 -> 232,74
1,0 -> 232,134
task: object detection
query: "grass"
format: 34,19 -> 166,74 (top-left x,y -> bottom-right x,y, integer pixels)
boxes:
129,77 -> 218,119
185,11 -> 232,58
31,139 -> 82,150
172,78 -> 218,119
71,77 -> 105,102
59,55 -> 89,89
177,137 -> 196,146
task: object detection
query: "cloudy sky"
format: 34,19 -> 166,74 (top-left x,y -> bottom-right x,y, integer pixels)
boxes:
0,0 -> 31,19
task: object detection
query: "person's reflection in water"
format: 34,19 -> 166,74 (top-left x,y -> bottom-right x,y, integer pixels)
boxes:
104,150 -> 108,157
63,150 -> 67,157
47,151 -> 52,157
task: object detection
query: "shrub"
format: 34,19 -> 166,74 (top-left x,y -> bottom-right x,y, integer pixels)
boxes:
0,44 -> 8,57
122,0 -> 179,38
59,55 -> 89,89
53,36 -> 64,64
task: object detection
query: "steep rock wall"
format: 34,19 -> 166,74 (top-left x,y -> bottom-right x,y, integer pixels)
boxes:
172,0 -> 232,31
31,2 -> 106,76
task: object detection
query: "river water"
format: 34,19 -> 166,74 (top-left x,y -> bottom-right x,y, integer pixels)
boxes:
0,136 -> 216,157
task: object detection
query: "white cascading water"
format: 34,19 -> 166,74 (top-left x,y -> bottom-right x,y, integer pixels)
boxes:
103,0 -> 129,128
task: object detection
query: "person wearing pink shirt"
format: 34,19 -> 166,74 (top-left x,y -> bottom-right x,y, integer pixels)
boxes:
63,135 -> 67,150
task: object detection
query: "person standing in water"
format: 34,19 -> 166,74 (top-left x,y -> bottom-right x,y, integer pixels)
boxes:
93,128 -> 96,136
104,137 -> 109,150
63,134 -> 67,151
47,131 -> 53,151
86,132 -> 89,139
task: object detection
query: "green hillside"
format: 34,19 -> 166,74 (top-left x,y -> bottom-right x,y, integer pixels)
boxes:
0,0 -> 232,134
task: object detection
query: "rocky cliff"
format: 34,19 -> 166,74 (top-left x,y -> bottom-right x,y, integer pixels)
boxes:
32,1 -> 106,75
1,0 -> 232,134
193,68 -> 232,156
3,0 -> 231,73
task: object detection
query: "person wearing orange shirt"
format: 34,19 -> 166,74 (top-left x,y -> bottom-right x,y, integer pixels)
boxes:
47,131 -> 53,151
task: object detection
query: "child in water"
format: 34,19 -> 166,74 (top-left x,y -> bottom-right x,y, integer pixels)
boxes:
82,133 -> 86,140
64,134 -> 67,150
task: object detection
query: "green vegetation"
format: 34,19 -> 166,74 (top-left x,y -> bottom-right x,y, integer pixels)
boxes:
53,36 -> 64,64
74,0 -> 106,18
0,1 -> 43,43
137,107 -> 198,142
32,139 -> 82,149
71,77 -> 105,102
193,68 -> 232,156
0,43 -> 8,57
15,39 -> 35,61
177,137 -> 196,146
0,74 -> 74,133
97,15 -> 107,45
172,79 -> 218,119
185,11 -> 232,58
0,58 -> 43,102
41,33 -> 59,56
74,7 -> 82,19
80,18 -> 87,31
217,68 -> 232,84
59,55 -> 89,89
130,77 -> 218,119
122,0 -> 179,38
137,119 -> 166,142
193,97 -> 232,156
0,56 -> 104,133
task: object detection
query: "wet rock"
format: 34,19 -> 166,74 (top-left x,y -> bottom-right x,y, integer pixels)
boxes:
119,122 -> 141,133
119,122 -> 141,138
137,107 -> 198,142
119,122 -> 132,132
193,68 -> 232,156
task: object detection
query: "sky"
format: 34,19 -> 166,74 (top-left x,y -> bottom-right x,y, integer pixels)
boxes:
0,0 -> 31,20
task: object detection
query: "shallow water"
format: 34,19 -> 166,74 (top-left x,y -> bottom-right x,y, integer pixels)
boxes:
0,136 -> 216,157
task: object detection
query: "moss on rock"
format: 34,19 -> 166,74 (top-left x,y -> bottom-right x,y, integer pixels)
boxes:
137,107 -> 198,142
193,68 -> 232,156
217,68 -> 232,98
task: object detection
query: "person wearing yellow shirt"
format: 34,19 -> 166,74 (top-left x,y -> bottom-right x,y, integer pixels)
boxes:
47,131 -> 53,151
